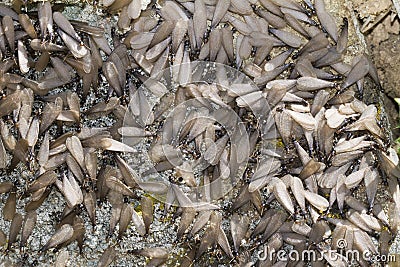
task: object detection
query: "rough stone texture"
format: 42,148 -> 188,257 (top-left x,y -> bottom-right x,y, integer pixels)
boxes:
349,0 -> 400,138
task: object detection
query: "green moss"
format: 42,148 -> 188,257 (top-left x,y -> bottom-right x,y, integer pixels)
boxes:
276,138 -> 284,148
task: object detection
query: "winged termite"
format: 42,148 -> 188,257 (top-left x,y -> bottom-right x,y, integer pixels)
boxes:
17,40 -> 30,74
340,55 -> 370,91
44,152 -> 67,170
3,191 -> 16,221
254,63 -> 291,86
315,0 -> 338,42
141,196 -> 153,234
30,39 -> 65,53
66,136 -> 85,171
58,29 -> 88,58
344,105 -> 383,138
7,212 -> 22,250
282,16 -> 308,40
177,207 -> 196,239
304,190 -> 329,211
105,176 -> 135,197
103,61 -> 124,96
364,167 -> 379,208
0,23 -> 5,56
0,90 -> 22,118
9,138 -> 29,169
258,233 -> 284,265
87,137 -> 136,153
56,109 -> 78,123
98,245 -> 116,267
313,47 -> 342,68
297,33 -> 329,58
123,0 -> 140,20
296,77 -> 336,91
261,211 -> 287,242
53,12 -> 82,44
129,32 -> 153,51
192,0 -> 207,50
15,30 -> 28,41
269,28 -> 303,48
330,18 -> 347,52
230,0 -> 252,15
66,155 -> 84,183
270,178 -> 295,214
33,51 -> 49,72
209,30 -> 222,60
20,210 -> 37,248
324,107 -> 347,129
128,207 -> 146,237
148,20 -> 174,49
115,155 -> 139,188
184,208 -> 208,235
2,16 -> 15,52
85,97 -> 119,119
287,176 -> 305,211
249,209 -> 274,238
31,187 -> 48,202
252,42 -> 271,65
268,0 -> 301,12
379,229 -> 392,258
39,97 -> 63,135
243,16 -> 260,33
118,203 -> 133,239
288,66 -> 308,81
82,190 -> 96,226
255,9 -> 285,30
40,224 -> 74,252
258,0 -> 281,16
285,109 -> 316,132
26,117 -> 39,147
56,173 -> 83,208
24,186 -> 51,211
230,213 -> 249,252
344,168 -> 366,189
108,191 -> 123,236
217,227 -> 234,258
68,20 -> 103,37
150,46 -> 170,78
219,27 -> 234,63
291,222 -> 312,237
212,0 -> 230,27
264,49 -> 293,72
145,37 -> 170,63
0,3 -> 18,19
130,247 -> 168,266
27,171 -> 57,193
195,212 -> 221,259
38,1 -> 53,38
215,49 -> 228,64
49,57 -> 75,83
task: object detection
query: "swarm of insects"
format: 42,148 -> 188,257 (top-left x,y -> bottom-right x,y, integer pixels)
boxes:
0,0 -> 399,266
